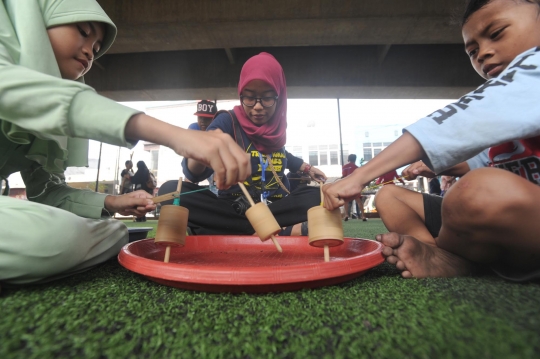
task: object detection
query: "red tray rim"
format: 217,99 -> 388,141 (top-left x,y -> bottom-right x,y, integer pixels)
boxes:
118,236 -> 384,287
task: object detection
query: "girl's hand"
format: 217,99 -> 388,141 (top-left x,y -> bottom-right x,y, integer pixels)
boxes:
322,173 -> 366,211
402,160 -> 435,180
175,130 -> 251,189
309,167 -> 327,183
104,190 -> 156,216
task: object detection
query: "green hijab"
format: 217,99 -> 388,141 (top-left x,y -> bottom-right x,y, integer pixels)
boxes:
0,0 -> 116,171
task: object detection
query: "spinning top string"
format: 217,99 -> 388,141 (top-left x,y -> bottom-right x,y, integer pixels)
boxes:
366,176 -> 407,190
180,188 -> 209,196
152,187 -> 210,204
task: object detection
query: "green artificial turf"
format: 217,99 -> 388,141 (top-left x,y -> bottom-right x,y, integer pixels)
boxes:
2,219 -> 540,359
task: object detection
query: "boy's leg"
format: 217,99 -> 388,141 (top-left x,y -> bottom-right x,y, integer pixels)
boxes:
438,168 -> 540,271
380,168 -> 540,278
375,185 -> 437,245
0,196 -> 127,285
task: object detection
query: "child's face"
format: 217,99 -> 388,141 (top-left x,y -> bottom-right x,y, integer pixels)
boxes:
47,21 -> 105,80
462,0 -> 540,80
197,116 -> 213,131
241,80 -> 278,126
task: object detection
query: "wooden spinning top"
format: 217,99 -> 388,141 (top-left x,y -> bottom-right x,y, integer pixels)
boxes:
155,205 -> 189,246
154,178 -> 188,263
246,203 -> 281,242
238,182 -> 282,252
307,185 -> 344,262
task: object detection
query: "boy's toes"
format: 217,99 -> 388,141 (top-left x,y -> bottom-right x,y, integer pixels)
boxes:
386,255 -> 399,265
382,246 -> 394,257
377,232 -> 403,248
396,260 -> 407,271
401,270 -> 413,279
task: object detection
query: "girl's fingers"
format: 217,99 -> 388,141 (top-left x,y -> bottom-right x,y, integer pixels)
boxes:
135,204 -> 155,212
211,139 -> 251,189
230,144 -> 251,182
130,190 -> 154,199
221,139 -> 251,186
115,198 -> 155,213
219,146 -> 240,189
210,155 -> 227,189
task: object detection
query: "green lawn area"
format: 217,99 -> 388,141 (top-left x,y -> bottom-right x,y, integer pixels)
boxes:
2,219 -> 540,358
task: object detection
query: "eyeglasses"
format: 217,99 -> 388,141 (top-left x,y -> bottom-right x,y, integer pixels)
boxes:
240,95 -> 278,108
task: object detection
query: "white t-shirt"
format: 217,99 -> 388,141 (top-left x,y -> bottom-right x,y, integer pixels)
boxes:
405,47 -> 540,174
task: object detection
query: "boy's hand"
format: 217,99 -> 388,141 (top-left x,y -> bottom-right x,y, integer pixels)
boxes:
104,190 -> 156,216
402,160 -> 435,180
322,174 -> 366,211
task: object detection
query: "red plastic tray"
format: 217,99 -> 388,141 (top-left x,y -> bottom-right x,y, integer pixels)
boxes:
118,236 -> 383,293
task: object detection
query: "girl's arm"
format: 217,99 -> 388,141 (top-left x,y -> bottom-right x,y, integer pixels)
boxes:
123,115 -> 250,190
21,164 -> 155,218
0,54 -> 250,188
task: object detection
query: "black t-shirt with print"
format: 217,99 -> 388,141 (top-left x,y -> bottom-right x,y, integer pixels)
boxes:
182,112 -> 303,200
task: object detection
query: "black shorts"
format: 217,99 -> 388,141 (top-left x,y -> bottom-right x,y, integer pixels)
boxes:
422,193 -> 443,238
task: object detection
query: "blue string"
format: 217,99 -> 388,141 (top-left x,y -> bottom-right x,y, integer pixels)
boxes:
171,187 -> 210,202
258,153 -> 270,202
179,188 -> 210,196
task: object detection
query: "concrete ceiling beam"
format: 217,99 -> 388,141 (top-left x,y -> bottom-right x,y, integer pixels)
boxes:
105,17 -> 463,54
86,44 -> 482,101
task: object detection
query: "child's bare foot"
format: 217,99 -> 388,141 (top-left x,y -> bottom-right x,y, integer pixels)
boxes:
376,232 -> 474,278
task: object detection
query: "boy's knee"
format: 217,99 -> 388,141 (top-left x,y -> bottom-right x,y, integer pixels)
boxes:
375,184 -> 400,207
442,168 -> 530,227
375,184 -> 412,210
443,169 -> 493,222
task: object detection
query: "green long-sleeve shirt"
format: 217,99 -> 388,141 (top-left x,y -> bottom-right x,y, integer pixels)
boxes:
1,0 -> 142,218
0,128 -> 108,218
0,60 -> 141,220
0,78 -> 141,217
